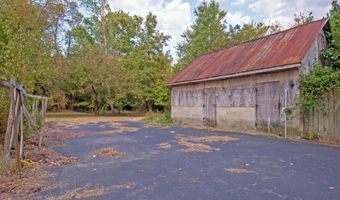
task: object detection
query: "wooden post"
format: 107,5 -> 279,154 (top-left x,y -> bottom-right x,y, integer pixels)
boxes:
14,93 -> 21,170
20,101 -> 24,161
4,80 -> 14,155
8,85 -> 18,154
38,99 -> 47,149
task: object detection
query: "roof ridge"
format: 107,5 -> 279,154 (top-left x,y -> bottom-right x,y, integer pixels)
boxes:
196,17 -> 329,58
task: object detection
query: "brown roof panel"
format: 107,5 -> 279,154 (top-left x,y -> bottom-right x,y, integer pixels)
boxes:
168,18 -> 328,85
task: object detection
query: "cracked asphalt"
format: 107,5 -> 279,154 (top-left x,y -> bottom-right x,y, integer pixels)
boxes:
35,120 -> 340,200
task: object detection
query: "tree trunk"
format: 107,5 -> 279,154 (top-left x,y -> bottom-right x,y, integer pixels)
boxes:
109,103 -> 115,114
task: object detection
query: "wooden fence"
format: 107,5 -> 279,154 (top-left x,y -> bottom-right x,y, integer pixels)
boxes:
0,78 -> 48,170
303,90 -> 340,144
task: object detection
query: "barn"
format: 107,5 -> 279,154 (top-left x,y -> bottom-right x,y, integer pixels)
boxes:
167,18 -> 330,133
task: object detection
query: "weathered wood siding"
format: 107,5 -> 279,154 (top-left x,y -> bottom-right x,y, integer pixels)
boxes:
216,85 -> 255,107
302,30 -> 326,74
203,88 -> 216,126
171,69 -> 300,130
255,81 -> 281,130
303,91 -> 340,144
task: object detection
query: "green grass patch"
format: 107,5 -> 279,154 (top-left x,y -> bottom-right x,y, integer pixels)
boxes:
301,133 -> 320,141
143,111 -> 172,126
46,111 -> 94,118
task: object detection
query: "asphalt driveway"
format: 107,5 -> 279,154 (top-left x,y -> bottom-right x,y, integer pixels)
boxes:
35,120 -> 340,200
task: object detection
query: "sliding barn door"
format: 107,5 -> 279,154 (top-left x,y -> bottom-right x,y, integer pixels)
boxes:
256,81 -> 281,130
203,88 -> 216,126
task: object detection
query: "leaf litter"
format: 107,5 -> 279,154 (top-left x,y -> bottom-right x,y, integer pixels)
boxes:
90,147 -> 125,158
224,168 -> 256,174
45,182 -> 135,200
175,135 -> 239,153
156,142 -> 171,150
95,122 -> 140,135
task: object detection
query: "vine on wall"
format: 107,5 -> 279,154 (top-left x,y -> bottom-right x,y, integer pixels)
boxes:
299,65 -> 340,113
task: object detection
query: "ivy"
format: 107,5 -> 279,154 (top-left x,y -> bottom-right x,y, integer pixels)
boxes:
299,65 -> 340,113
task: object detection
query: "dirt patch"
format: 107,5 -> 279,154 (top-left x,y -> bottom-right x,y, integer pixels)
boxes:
0,146 -> 78,199
0,149 -> 16,177
156,142 -> 171,150
25,147 -> 78,167
45,182 -> 134,200
47,131 -> 87,139
224,168 -> 256,174
0,168 -> 53,199
45,185 -> 106,200
175,135 -> 238,153
46,116 -> 144,124
90,147 -> 125,158
47,141 -> 66,148
95,122 -> 140,135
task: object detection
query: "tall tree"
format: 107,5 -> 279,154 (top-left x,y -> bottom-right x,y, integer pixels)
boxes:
176,0 -> 228,71
123,13 -> 172,111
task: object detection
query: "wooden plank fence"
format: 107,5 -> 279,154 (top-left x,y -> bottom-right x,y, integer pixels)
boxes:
0,78 -> 48,170
303,90 -> 340,144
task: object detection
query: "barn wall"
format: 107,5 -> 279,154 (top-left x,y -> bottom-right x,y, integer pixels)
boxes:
302,30 -> 326,74
171,69 -> 301,132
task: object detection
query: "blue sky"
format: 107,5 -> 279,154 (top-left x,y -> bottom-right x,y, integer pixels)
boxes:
107,0 -> 332,59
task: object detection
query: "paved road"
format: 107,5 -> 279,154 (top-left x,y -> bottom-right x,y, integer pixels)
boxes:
36,120 -> 340,200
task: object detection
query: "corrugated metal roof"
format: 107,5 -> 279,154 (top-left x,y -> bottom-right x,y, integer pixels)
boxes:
168,18 -> 328,85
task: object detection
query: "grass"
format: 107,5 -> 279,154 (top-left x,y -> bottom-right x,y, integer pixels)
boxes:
143,111 -> 172,126
301,133 -> 320,141
47,111 -> 94,118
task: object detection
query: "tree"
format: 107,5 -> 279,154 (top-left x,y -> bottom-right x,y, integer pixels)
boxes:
176,0 -> 229,71
175,1 -> 276,72
228,22 -> 273,46
322,0 -> 340,69
123,13 -> 172,111
293,11 -> 314,26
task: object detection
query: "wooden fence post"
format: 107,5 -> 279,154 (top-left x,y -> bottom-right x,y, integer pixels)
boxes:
38,98 -> 48,149
20,99 -> 24,161
4,80 -> 14,156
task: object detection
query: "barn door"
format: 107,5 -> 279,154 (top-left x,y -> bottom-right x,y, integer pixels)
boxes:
203,88 -> 216,126
256,81 -> 281,130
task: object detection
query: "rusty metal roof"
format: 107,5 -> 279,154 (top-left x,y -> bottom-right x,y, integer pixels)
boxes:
168,18 -> 329,85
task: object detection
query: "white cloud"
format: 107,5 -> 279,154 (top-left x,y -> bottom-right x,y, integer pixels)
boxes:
231,0 -> 250,6
226,12 -> 251,25
108,0 -> 192,59
247,0 -> 331,27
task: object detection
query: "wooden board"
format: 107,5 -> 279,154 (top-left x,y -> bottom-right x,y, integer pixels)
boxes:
256,81 -> 281,131
203,88 -> 216,126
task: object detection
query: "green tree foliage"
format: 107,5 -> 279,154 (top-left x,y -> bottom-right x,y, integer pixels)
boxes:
175,0 -> 274,72
176,0 -> 229,71
299,65 -> 340,112
299,1 -> 340,112
0,0 -> 53,92
123,13 -> 172,111
228,22 -> 274,46
322,0 -> 340,69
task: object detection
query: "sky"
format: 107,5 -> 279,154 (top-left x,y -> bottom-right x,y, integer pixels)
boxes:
108,0 -> 332,59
